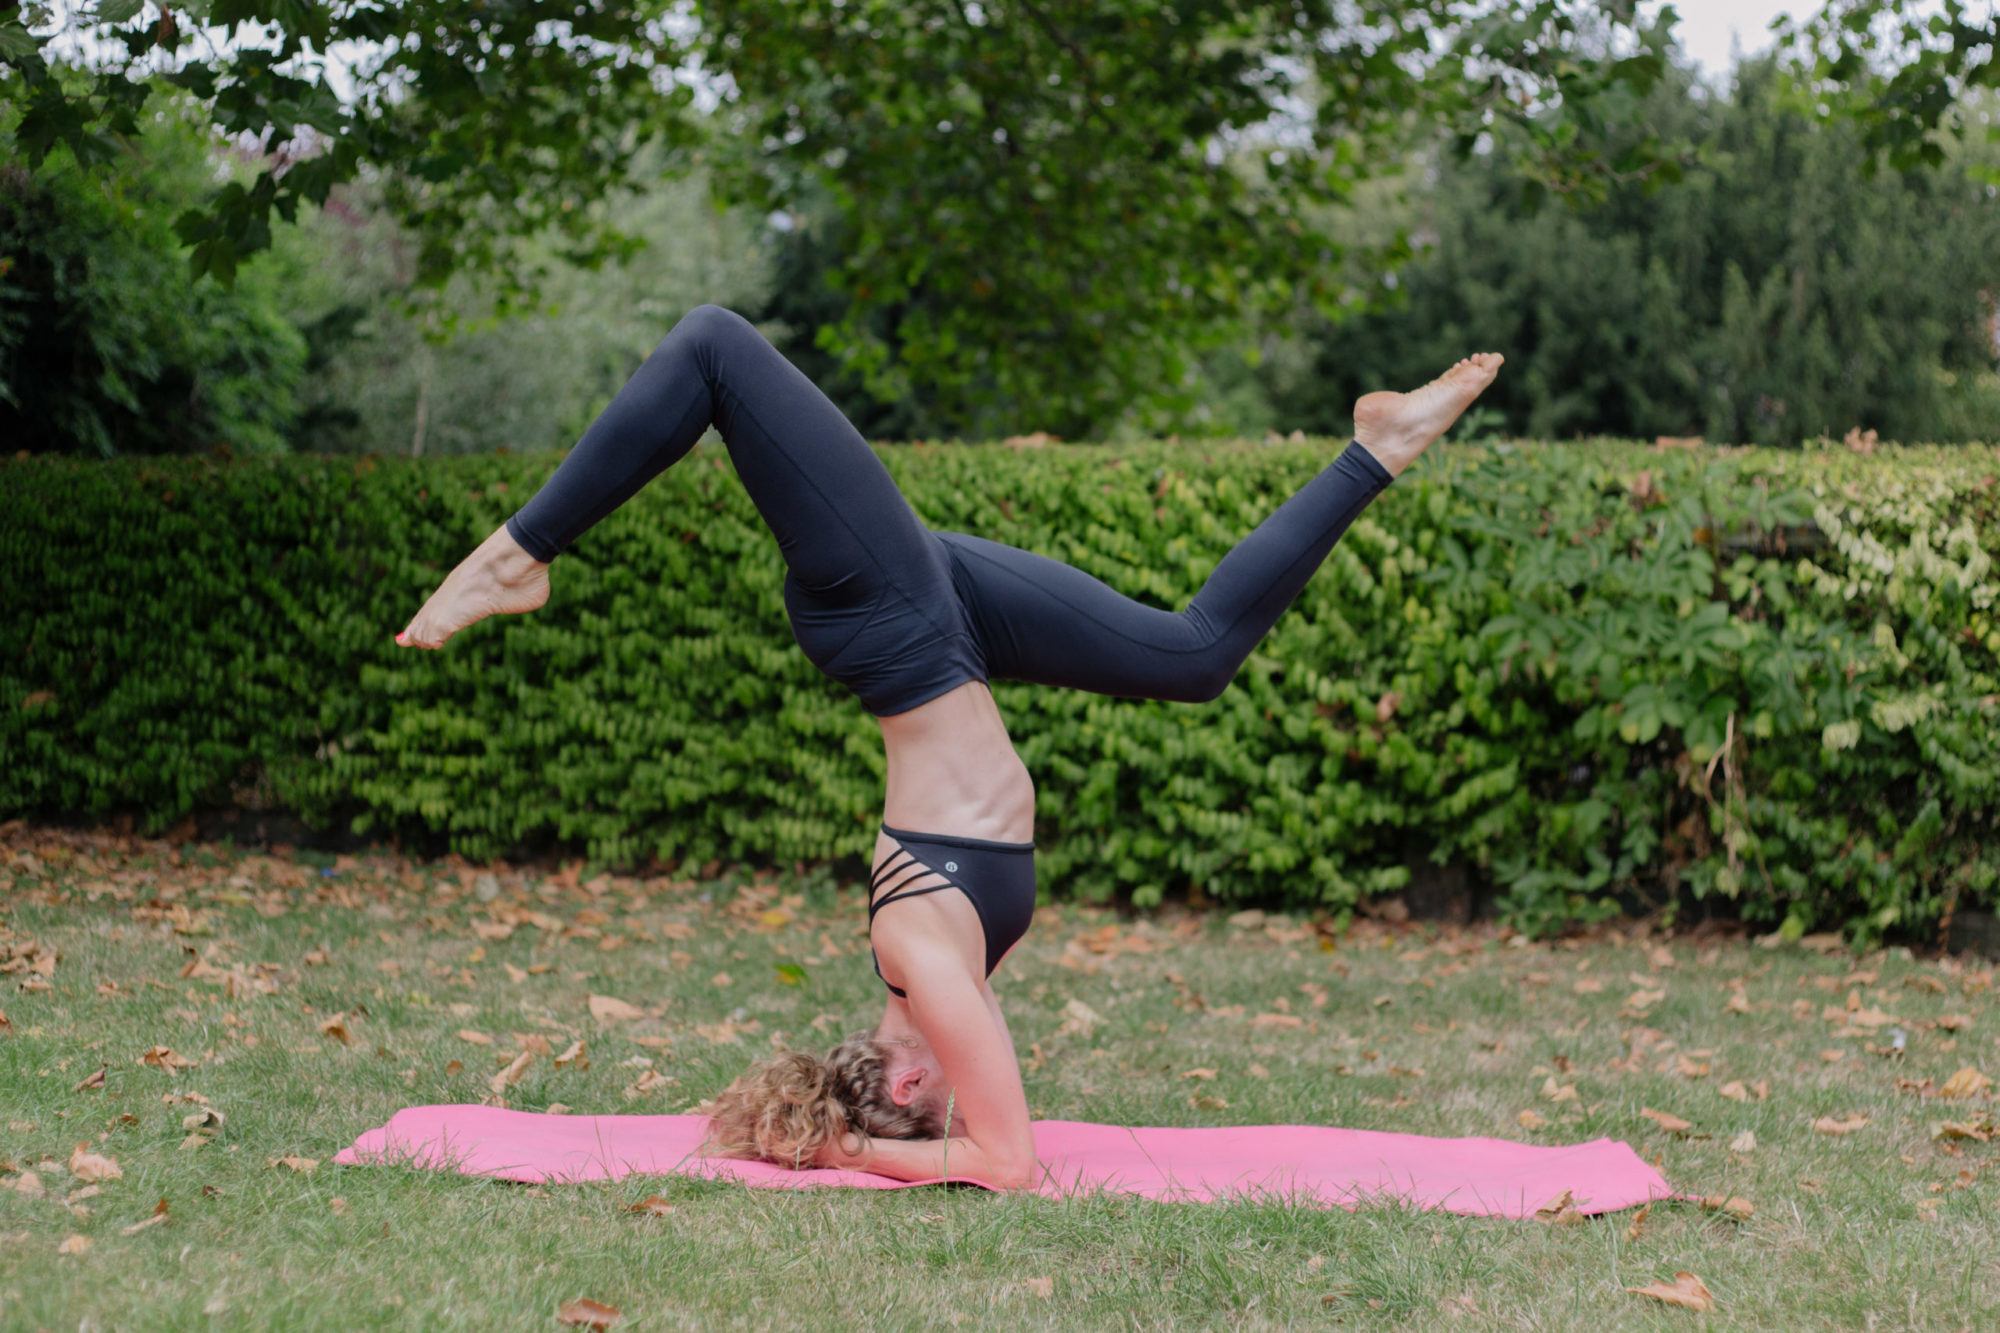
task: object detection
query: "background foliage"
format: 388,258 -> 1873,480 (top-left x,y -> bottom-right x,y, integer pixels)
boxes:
7,57 -> 1995,455
3,438 -> 1995,944
5,1 -> 1996,442
0,94 -> 308,457
1257,64 -> 2000,448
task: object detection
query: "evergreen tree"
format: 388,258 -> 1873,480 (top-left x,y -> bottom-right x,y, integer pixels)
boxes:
1262,63 -> 2000,445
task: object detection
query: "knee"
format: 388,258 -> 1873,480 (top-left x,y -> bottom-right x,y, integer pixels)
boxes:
673,303 -> 754,348
1179,659 -> 1236,705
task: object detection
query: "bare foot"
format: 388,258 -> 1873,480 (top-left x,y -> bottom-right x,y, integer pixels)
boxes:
1353,352 -> 1506,478
396,524 -> 550,649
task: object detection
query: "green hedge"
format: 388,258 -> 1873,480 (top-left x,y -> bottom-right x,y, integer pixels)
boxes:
4,438 -> 1997,941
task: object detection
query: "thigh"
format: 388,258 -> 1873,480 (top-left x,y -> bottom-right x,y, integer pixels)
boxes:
941,531 -> 1218,700
693,307 -> 937,603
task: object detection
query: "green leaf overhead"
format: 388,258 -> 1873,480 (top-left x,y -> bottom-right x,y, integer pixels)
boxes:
5,2 -> 1993,428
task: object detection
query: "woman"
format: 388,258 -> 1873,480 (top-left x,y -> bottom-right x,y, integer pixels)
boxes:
397,304 -> 1501,1191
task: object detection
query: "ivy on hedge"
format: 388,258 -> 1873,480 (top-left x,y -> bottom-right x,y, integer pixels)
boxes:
4,438 -> 1996,942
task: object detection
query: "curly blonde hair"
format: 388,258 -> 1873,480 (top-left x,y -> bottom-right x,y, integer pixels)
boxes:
701,1033 -> 944,1170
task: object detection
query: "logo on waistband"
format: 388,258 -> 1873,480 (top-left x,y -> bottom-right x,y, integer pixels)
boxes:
945,861 -> 958,873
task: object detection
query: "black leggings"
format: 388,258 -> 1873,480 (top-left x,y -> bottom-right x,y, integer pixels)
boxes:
506,305 -> 1393,716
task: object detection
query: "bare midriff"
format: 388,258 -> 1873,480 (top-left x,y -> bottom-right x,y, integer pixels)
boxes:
874,680 -> 1034,842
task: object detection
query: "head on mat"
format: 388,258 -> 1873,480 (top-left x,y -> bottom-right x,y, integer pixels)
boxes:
702,1031 -> 958,1167
396,303 -> 1503,1190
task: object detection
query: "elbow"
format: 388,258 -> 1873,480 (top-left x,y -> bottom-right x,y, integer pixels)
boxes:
984,1154 -> 1041,1192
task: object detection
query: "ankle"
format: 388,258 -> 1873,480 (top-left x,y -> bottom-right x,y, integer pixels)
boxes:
482,527 -> 547,581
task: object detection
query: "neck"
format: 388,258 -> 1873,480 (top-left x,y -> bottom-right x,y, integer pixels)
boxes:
875,994 -> 920,1045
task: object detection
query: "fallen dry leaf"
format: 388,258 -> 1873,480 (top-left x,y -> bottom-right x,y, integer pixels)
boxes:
1639,1107 -> 1693,1134
1055,998 -> 1101,1038
1699,1195 -> 1754,1220
1626,1272 -> 1715,1312
626,1195 -> 675,1216
58,1233 -> 90,1256
1939,1066 -> 1993,1100
1937,1013 -> 1974,1032
1518,1110 -> 1549,1130
121,1197 -> 170,1235
68,1145 -> 122,1184
1179,1067 -> 1217,1081
588,994 -> 644,1024
71,1067 -> 106,1093
504,963 -> 529,983
624,1069 -> 670,1100
458,1029 -> 494,1046
1624,1201 -> 1650,1242
1933,1118 -> 1995,1142
8,1170 -> 45,1199
1541,1076 -> 1579,1103
138,1046 -> 196,1072
1252,1013 -> 1304,1030
491,1049 -> 534,1096
1812,1114 -> 1870,1136
330,1197 -> 348,1215
1718,1080 -> 1750,1102
1534,1188 -> 1585,1225
1022,1277 -> 1055,1299
271,1155 -> 319,1173
555,1040 -> 587,1070
1729,1130 -> 1756,1153
1622,988 -> 1666,1017
557,1297 -> 622,1329
319,1015 -> 353,1046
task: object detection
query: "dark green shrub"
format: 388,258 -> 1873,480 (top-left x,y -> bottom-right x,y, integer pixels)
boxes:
1263,64 -> 2000,447
3,438 -> 1995,944
0,97 -> 308,458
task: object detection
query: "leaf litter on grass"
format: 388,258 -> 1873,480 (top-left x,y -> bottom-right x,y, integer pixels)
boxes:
6,820 -> 2000,1327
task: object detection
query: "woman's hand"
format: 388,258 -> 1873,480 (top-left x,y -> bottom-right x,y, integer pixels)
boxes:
813,1129 -> 869,1171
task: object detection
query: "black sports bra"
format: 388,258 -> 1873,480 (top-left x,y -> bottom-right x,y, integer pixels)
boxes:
867,824 -> 1036,998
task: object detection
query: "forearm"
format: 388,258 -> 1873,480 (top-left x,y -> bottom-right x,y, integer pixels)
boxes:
824,1132 -> 1039,1192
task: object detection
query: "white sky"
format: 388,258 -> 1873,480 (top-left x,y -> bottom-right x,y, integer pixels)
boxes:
1664,0 -> 1804,76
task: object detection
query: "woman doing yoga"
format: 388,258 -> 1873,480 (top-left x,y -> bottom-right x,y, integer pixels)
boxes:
396,304 -> 1501,1191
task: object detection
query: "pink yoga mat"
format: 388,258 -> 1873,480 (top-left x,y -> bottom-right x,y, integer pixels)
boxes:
335,1106 -> 1674,1218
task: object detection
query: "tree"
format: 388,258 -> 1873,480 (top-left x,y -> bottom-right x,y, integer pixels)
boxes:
1258,62 -> 2000,445
0,92 -> 308,455
4,1 -> 1995,438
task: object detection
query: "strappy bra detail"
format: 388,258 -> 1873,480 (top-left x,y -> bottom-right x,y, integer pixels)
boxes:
868,824 -> 1037,998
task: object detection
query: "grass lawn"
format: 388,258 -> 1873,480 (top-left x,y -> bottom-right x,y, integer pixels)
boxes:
2,822 -> 1997,1331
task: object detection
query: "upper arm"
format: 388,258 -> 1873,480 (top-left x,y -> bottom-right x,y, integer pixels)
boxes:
896,955 -> 1036,1177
